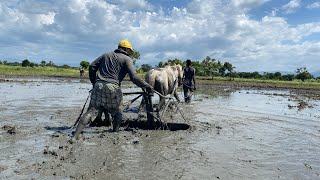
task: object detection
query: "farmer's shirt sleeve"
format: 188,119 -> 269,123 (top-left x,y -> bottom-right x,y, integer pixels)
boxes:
125,59 -> 151,88
89,55 -> 103,84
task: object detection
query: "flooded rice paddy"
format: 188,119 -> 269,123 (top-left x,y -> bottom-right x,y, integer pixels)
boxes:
0,77 -> 319,179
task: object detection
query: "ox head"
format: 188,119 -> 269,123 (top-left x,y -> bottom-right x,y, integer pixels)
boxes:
172,64 -> 183,86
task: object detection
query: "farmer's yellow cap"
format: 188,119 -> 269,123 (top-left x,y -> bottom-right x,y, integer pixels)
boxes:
118,39 -> 133,51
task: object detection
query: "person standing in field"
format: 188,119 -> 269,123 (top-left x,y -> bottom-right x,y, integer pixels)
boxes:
182,59 -> 196,103
80,67 -> 84,77
70,40 -> 153,143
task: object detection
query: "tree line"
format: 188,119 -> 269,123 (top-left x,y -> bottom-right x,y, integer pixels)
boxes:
138,56 -> 318,82
1,57 -> 318,82
0,59 -> 77,69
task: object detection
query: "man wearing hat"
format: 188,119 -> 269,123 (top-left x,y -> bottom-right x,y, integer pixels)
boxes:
70,40 -> 153,143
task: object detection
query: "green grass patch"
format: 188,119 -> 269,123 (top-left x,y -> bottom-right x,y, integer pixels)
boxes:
1,64 -> 320,90
0,65 -> 80,77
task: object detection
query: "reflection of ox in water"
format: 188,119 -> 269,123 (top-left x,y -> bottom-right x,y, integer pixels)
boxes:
144,64 -> 183,110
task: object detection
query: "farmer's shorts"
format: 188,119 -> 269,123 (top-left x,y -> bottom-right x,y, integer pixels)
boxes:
90,81 -> 123,115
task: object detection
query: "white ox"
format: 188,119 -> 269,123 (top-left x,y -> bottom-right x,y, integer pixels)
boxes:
145,64 -> 183,109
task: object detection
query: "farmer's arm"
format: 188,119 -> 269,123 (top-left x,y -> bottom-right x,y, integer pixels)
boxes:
126,59 -> 151,88
89,55 -> 103,85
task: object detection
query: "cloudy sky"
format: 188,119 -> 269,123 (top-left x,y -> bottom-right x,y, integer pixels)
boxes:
1,0 -> 320,74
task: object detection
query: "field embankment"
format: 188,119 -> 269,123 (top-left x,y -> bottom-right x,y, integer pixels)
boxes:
1,64 -> 320,91
197,76 -> 320,90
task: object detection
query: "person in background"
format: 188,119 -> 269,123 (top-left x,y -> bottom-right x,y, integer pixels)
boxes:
79,67 -> 84,77
70,40 -> 153,143
182,59 -> 196,103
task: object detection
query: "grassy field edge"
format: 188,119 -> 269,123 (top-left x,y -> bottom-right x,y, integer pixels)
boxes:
1,64 -> 320,90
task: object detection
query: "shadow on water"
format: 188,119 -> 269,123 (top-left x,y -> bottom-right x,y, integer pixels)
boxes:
44,120 -> 190,135
44,126 -> 71,132
123,120 -> 190,131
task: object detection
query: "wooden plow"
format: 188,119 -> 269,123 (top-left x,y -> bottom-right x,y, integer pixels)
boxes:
122,83 -> 189,131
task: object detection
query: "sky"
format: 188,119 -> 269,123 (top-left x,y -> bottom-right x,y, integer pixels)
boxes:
1,0 -> 320,75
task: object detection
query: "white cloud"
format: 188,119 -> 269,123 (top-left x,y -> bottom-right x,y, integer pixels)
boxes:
282,0 -> 301,14
119,0 -> 154,11
39,12 -> 55,25
0,0 -> 320,74
232,0 -> 270,9
306,2 -> 320,9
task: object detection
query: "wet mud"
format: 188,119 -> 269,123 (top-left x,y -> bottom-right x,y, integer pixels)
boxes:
0,77 -> 320,179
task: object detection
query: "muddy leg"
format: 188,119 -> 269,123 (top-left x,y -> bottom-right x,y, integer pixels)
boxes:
104,111 -> 111,126
174,90 -> 180,102
70,108 -> 98,143
90,109 -> 103,127
183,85 -> 189,103
138,98 -> 146,112
112,112 -> 122,132
158,96 -> 165,110
90,109 -> 111,127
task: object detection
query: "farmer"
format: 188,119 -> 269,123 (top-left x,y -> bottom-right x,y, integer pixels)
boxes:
79,67 -> 84,77
70,39 -> 153,143
182,59 -> 196,103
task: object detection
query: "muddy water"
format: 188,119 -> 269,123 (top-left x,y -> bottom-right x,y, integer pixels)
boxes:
0,78 -> 319,179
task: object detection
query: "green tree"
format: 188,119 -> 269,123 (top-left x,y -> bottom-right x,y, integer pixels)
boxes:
167,58 -> 183,65
223,62 -> 234,81
132,51 -> 140,65
46,61 -> 56,67
282,74 -> 294,81
61,64 -> 71,68
80,61 -> 90,69
141,64 -> 152,72
156,61 -> 164,68
22,59 -> 31,67
40,60 -> 46,67
264,72 -> 275,79
201,56 -> 218,79
296,67 -> 312,82
274,72 -> 282,80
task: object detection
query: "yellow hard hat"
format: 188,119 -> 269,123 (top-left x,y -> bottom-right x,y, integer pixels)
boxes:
118,39 -> 133,51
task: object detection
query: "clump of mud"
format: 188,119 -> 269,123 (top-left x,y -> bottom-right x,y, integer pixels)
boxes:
2,125 -> 17,135
0,165 -> 8,173
288,98 -> 314,110
43,146 -> 58,156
